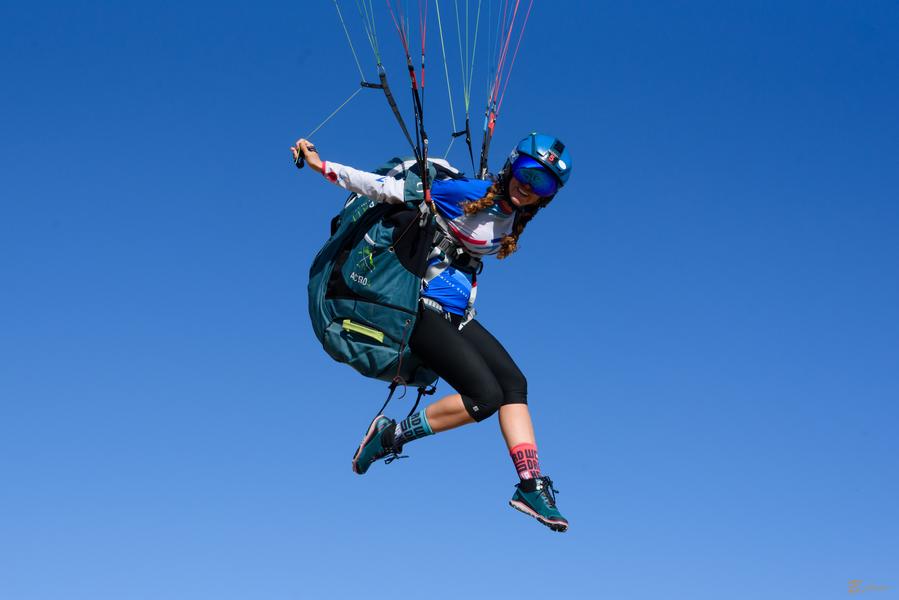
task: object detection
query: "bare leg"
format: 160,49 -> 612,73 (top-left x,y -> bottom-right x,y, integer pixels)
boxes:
424,394 -> 475,432
498,404 -> 537,450
424,396 -> 537,445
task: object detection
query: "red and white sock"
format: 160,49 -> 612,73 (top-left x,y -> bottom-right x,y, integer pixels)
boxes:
510,442 -> 541,480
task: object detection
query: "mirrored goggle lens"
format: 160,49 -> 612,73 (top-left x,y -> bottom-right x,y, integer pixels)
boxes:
512,163 -> 558,197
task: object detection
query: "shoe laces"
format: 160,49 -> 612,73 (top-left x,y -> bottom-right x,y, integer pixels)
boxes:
379,426 -> 406,465
536,476 -> 560,507
383,449 -> 407,465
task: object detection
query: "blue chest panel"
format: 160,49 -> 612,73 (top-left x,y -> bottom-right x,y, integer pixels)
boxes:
422,262 -> 474,315
430,178 -> 493,220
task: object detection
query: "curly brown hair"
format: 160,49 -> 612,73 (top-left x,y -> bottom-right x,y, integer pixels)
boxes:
460,181 -> 543,259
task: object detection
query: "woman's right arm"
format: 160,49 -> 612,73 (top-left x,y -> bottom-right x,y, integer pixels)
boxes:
291,139 -> 405,204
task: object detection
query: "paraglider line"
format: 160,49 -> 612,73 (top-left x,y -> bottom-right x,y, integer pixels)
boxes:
304,87 -> 364,139
497,0 -> 532,113
334,0 -> 367,80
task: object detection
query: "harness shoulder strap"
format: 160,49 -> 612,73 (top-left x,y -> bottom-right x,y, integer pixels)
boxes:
424,212 -> 482,284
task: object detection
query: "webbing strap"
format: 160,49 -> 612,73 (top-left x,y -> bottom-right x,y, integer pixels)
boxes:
406,384 -> 437,418
374,380 -> 437,421
452,115 -> 476,174
364,67 -> 420,160
424,214 -> 482,284
373,380 -> 402,421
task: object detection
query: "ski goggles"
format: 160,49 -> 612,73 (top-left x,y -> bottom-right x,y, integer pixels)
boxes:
511,155 -> 559,197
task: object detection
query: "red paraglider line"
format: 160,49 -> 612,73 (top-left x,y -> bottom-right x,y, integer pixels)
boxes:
386,0 -> 412,57
419,0 -> 428,55
494,0 -> 512,76
497,0 -> 533,113
419,0 -> 428,90
492,0 -> 520,105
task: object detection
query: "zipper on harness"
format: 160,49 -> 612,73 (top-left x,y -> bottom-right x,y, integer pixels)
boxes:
342,319 -> 385,343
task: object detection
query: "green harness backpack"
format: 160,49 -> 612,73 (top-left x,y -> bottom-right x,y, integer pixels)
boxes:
307,157 -> 463,387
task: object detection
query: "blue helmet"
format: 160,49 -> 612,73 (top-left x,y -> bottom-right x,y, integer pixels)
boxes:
508,132 -> 572,187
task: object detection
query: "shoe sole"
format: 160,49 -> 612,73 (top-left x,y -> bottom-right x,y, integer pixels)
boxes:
352,415 -> 386,475
509,499 -> 569,533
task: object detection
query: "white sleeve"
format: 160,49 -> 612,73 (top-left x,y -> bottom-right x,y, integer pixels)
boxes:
321,161 -> 406,204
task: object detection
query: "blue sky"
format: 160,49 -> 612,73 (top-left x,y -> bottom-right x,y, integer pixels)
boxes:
1,1 -> 897,599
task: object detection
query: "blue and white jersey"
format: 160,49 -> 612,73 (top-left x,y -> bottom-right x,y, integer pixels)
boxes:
322,161 -> 516,314
428,178 -> 515,257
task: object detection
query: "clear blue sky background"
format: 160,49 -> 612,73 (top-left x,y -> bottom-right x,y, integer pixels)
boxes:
2,1 -> 897,599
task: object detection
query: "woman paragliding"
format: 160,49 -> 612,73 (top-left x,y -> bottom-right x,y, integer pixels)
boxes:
292,132 -> 572,532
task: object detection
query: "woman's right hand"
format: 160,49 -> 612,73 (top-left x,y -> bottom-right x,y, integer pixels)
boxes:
291,138 -> 323,173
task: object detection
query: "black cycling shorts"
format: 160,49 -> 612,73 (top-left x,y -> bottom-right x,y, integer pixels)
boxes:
408,307 -> 528,422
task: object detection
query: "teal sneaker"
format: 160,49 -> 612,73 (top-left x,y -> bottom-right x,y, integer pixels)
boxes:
509,476 -> 569,532
352,415 -> 399,475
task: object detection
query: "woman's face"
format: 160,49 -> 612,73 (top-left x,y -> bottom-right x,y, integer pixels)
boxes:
507,175 -> 543,208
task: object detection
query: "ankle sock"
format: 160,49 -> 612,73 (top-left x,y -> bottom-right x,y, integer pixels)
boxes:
510,442 -> 541,480
392,410 -> 434,449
